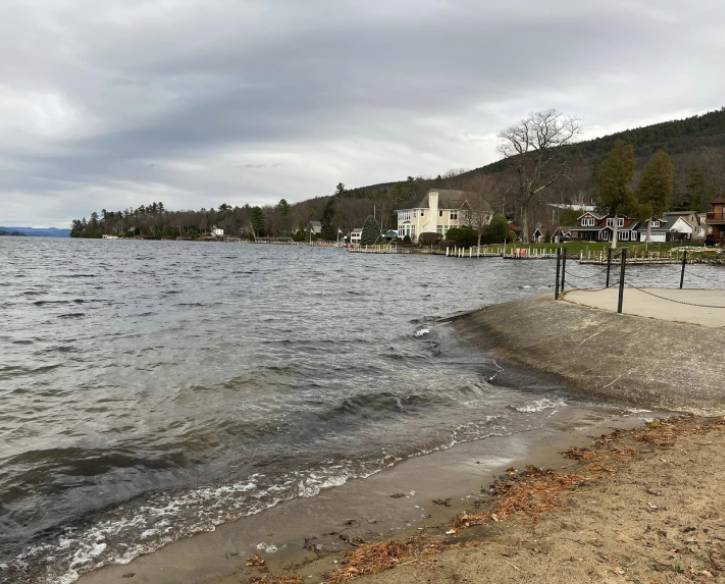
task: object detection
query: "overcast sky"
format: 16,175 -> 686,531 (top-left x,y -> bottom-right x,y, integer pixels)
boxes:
1,0 -> 724,227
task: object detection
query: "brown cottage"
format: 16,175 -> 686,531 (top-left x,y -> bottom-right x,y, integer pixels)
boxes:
707,197 -> 725,243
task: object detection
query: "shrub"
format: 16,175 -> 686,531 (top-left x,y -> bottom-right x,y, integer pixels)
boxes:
446,227 -> 478,247
480,214 -> 514,244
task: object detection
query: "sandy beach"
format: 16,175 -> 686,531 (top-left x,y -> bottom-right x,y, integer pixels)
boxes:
226,415 -> 725,584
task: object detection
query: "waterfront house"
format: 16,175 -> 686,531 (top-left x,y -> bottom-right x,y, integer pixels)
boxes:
635,218 -> 671,243
308,221 -> 322,235
395,189 -> 493,243
210,226 -> 224,239
570,212 -> 638,242
663,211 -> 706,241
349,228 -> 362,244
706,197 -> 725,243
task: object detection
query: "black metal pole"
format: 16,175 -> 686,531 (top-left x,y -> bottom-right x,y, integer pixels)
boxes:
555,247 -> 561,299
680,249 -> 687,289
617,248 -> 627,314
605,247 -> 613,288
561,249 -> 567,292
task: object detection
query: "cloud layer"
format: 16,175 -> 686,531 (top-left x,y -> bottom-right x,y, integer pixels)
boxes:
1,0 -> 724,226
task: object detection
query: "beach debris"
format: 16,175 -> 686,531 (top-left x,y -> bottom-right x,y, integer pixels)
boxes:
249,577 -> 303,584
454,466 -> 590,528
339,533 -> 366,547
256,542 -> 279,554
413,328 -> 430,338
322,536 -> 442,583
246,553 -> 266,568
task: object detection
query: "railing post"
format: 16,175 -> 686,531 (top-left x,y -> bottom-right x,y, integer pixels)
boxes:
605,247 -> 612,288
680,249 -> 687,289
555,247 -> 561,300
617,249 -> 627,314
561,249 -> 567,292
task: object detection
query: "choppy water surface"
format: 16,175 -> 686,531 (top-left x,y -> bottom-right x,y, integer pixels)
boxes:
1,238 -> 721,583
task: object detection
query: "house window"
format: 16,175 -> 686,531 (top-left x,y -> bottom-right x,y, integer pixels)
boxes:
620,231 -> 629,241
421,210 -> 424,216
582,217 -> 595,227
450,212 -> 458,220
399,211 -> 411,223
439,210 -> 443,217
651,221 -> 660,228
605,218 -> 625,228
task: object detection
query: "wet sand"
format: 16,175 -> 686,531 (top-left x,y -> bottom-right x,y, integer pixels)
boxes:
230,416 -> 725,584
77,408 -> 652,584
322,415 -> 725,584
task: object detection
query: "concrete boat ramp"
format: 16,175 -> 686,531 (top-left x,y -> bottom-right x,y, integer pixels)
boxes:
564,288 -> 725,328
454,289 -> 725,413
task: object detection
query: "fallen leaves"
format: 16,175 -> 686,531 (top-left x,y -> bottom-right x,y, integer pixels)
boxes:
246,553 -> 266,568
454,466 -> 590,528
323,537 -> 442,583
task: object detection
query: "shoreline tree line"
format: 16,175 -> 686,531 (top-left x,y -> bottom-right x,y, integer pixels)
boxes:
70,107 -> 725,241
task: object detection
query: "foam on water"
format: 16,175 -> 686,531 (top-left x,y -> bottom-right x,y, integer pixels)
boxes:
1,239 -> 696,584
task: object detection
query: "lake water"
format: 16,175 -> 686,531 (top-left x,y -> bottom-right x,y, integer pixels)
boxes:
1,238 -> 721,584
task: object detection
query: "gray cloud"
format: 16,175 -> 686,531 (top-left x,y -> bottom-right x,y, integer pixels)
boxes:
0,0 -> 723,226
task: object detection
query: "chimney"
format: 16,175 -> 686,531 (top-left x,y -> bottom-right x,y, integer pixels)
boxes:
428,191 -> 439,219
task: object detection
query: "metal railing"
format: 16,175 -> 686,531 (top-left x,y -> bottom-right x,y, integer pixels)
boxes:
554,248 -> 725,312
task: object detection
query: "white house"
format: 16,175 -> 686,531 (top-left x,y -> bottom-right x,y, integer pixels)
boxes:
663,211 -> 705,241
395,189 -> 493,242
636,218 -> 669,243
349,228 -> 362,244
308,221 -> 322,235
210,226 -> 224,238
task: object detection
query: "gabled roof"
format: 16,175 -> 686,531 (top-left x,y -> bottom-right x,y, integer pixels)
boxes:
576,211 -> 605,220
412,189 -> 493,213
667,216 -> 694,231
638,217 -> 670,232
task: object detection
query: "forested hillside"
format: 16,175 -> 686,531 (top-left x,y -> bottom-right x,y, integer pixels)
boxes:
71,108 -> 725,239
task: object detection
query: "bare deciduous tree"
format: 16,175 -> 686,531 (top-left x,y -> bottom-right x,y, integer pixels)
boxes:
460,192 -> 494,248
498,110 -> 581,242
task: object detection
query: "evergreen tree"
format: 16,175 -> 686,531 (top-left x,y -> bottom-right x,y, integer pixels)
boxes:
637,150 -> 674,243
250,206 -> 265,239
597,139 -> 636,248
320,199 -> 337,240
277,198 -> 290,215
360,215 -> 381,245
